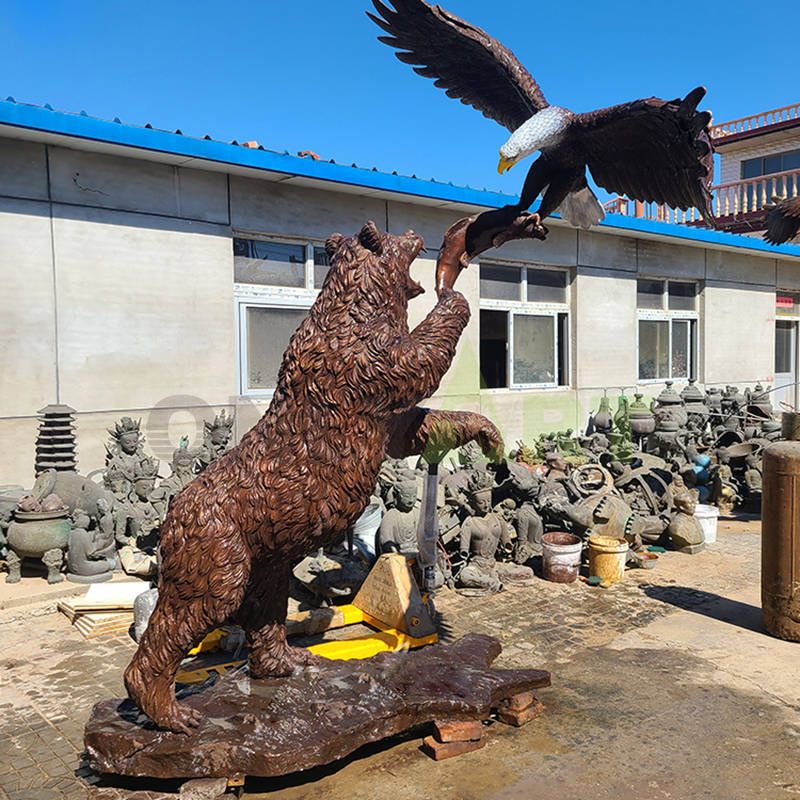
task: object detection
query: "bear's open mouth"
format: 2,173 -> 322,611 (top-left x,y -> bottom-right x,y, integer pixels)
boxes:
401,235 -> 425,298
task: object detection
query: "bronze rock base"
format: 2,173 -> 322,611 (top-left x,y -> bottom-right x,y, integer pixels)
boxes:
85,633 -> 550,780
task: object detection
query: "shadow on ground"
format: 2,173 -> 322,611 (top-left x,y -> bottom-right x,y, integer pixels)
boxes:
641,584 -> 764,633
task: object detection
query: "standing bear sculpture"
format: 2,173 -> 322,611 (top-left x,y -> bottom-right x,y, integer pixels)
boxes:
124,219 -> 512,733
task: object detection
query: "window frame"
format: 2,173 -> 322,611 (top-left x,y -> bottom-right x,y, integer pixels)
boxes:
636,277 -> 699,384
478,259 -> 570,391
234,232 -> 327,397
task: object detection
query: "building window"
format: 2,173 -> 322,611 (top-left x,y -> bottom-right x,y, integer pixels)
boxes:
479,262 -> 570,390
741,149 -> 800,179
242,306 -> 308,391
776,290 -> 800,317
234,236 -> 328,395
637,279 -> 698,382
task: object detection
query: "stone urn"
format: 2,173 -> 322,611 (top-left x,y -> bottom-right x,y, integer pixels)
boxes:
629,393 -> 656,441
592,395 -> 613,434
706,388 -> 723,424
648,416 -> 680,458
681,379 -> 708,426
6,507 -> 70,584
747,383 -> 773,419
655,381 -> 687,428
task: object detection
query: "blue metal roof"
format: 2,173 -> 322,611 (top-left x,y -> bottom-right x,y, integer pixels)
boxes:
2,96 -> 799,259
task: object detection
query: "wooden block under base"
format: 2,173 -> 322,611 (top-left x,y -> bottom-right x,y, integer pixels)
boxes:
497,699 -> 544,727
422,735 -> 486,761
432,719 -> 484,743
501,690 -> 536,712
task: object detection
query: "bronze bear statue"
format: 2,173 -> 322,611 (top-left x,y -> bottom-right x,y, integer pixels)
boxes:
124,220 -> 505,732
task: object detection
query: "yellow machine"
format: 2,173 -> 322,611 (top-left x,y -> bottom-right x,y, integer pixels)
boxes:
177,553 -> 437,684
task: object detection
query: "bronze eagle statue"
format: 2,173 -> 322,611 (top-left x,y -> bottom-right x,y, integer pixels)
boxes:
368,0 -> 716,234
765,197 -> 800,245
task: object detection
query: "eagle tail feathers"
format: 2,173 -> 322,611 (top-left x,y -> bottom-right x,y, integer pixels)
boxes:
559,187 -> 605,230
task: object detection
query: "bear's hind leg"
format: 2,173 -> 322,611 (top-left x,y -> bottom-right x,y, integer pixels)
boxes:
124,592 -> 226,734
240,566 -> 320,678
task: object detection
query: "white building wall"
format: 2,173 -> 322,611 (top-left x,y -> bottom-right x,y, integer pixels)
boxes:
0,134 -> 798,486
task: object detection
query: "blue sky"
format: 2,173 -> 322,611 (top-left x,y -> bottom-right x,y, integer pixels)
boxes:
2,0 -> 797,194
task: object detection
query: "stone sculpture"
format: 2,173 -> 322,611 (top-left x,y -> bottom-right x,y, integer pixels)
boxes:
377,477 -> 419,555
159,436 -> 196,508
105,417 -> 154,485
5,493 -> 70,584
194,410 -> 235,472
124,218 -> 541,733
664,489 -> 705,551
66,509 -> 116,583
456,472 -> 506,595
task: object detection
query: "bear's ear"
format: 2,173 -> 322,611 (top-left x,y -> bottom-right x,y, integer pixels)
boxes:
358,221 -> 384,255
325,233 -> 345,259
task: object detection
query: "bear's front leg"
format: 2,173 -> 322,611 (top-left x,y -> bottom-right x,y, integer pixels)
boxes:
388,407 -> 505,463
238,565 -> 320,677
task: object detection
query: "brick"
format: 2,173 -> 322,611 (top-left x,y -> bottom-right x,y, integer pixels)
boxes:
500,690 -> 537,712
421,735 -> 487,761
432,719 -> 484,743
497,699 -> 544,727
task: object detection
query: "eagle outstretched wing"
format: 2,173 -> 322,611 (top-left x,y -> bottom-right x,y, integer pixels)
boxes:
571,88 -> 715,219
368,0 -> 548,132
765,197 -> 800,245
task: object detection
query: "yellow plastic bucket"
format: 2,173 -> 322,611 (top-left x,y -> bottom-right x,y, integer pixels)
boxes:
587,534 -> 628,585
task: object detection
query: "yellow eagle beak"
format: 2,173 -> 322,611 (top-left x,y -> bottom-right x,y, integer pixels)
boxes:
498,155 -> 517,174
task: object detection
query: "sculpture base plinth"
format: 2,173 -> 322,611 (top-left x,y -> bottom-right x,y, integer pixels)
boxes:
84,634 -> 550,780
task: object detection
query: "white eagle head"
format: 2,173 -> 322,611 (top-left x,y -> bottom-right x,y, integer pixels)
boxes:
498,106 -> 572,173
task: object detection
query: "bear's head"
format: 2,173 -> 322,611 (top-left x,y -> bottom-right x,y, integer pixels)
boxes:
319,221 -> 425,328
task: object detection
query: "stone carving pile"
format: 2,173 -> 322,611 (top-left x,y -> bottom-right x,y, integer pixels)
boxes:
2,411 -> 234,583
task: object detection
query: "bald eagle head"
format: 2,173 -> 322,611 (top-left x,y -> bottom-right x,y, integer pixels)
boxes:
498,106 -> 573,173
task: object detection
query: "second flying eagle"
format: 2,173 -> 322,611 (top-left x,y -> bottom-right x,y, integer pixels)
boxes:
369,0 -> 716,233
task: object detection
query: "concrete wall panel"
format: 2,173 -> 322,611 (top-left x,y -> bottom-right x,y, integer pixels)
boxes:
0,138 -> 48,201
51,205 -> 235,411
573,267 -> 637,387
0,418 -> 39,488
578,230 -> 637,272
0,198 -> 57,417
638,240 -> 705,279
483,224 -> 578,267
49,147 -> 229,223
230,177 -> 386,242
777,258 -> 800,290
706,249 -> 777,286
703,281 -> 774,385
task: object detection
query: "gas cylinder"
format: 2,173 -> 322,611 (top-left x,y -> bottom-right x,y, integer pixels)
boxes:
761,415 -> 800,640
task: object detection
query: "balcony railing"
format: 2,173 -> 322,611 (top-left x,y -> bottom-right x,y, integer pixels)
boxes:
711,101 -> 800,140
604,167 -> 800,229
714,168 -> 800,218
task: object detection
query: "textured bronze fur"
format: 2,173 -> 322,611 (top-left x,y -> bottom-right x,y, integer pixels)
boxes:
124,220 -> 505,733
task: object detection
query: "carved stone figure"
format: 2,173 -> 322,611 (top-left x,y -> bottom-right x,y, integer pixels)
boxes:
377,478 -> 419,555
494,460 -> 543,563
665,490 -> 705,551
160,437 -> 196,508
712,455 -> 739,516
377,458 -> 418,511
66,509 -> 116,583
743,453 -> 763,498
457,473 -> 505,596
194,410 -> 235,472
105,417 -> 152,485
125,219 -> 512,733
